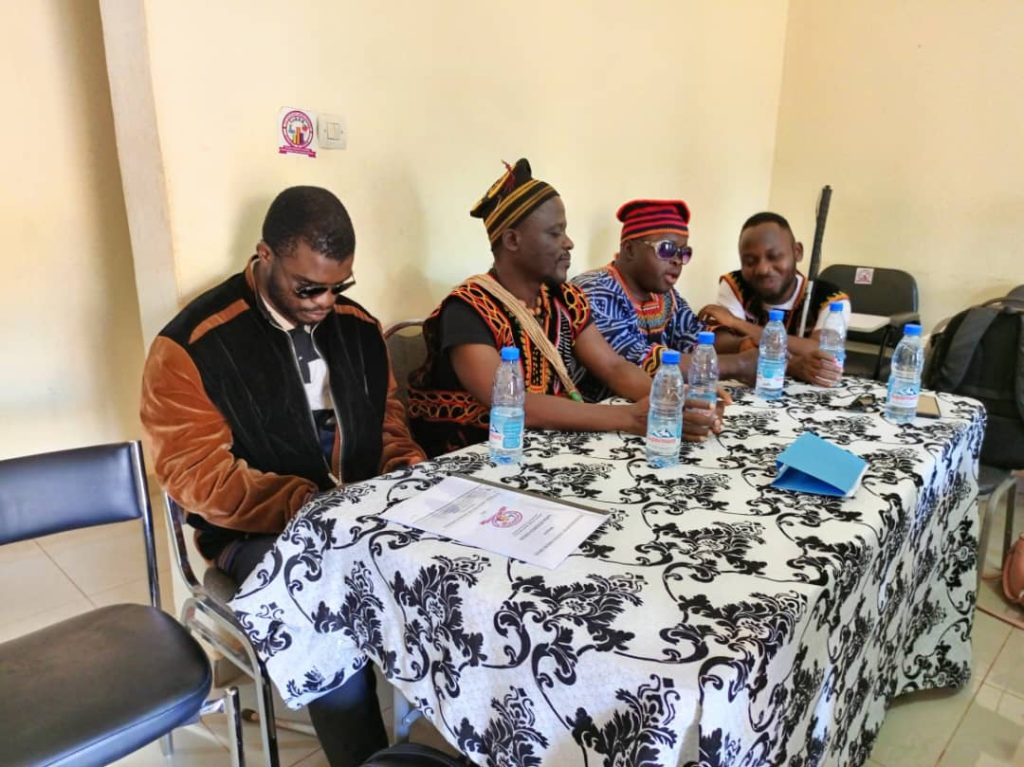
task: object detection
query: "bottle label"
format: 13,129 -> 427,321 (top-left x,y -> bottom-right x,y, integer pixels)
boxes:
646,414 -> 682,452
756,359 -> 785,391
489,408 -> 524,451
887,377 -> 920,410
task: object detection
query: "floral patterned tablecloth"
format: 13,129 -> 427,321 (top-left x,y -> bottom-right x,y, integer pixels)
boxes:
231,379 -> 984,767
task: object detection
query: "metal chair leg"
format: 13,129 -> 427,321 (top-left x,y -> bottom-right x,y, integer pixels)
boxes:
391,688 -> 421,743
159,732 -> 174,757
1004,481 -> 1019,564
225,685 -> 245,767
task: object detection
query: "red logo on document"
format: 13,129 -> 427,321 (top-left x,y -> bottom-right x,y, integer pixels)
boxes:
481,506 -> 523,528
279,110 -> 316,158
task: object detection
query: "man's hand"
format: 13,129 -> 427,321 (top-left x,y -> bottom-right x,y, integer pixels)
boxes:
622,397 -> 649,436
682,385 -> 732,442
732,348 -> 759,387
789,350 -> 843,387
698,304 -> 739,331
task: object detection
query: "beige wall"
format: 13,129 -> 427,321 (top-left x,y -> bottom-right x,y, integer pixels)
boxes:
0,1 -> 144,460
129,0 -> 789,329
770,1 -> 1024,333
12,1 -> 1021,464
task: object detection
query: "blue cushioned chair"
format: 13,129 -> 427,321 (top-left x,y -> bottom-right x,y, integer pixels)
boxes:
0,441 -> 244,766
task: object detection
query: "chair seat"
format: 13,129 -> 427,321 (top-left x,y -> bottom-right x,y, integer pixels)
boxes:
0,603 -> 212,767
979,463 -> 1013,496
361,742 -> 470,766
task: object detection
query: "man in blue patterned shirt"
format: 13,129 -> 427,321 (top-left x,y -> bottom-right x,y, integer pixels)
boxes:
572,199 -> 756,401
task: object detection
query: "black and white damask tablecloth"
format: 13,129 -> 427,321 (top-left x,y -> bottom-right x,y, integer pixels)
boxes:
230,380 -> 985,767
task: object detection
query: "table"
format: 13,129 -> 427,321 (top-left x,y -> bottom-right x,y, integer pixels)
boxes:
230,379 -> 985,767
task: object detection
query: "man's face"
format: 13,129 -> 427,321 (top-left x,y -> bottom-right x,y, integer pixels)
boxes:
738,222 -> 803,305
506,196 -> 574,284
257,239 -> 355,326
620,234 -> 689,295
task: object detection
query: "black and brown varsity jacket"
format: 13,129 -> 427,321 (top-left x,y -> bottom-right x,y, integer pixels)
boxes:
140,259 -> 424,559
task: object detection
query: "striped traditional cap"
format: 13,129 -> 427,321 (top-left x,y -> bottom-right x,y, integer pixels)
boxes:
616,199 -> 691,242
471,158 -> 559,245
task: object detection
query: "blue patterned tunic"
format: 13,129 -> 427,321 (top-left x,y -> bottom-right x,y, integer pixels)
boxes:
572,263 -> 705,400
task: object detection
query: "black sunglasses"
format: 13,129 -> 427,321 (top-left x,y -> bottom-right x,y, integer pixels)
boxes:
293,277 -> 357,299
643,240 -> 693,265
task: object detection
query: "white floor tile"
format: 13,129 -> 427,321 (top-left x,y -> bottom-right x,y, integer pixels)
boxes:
936,685 -> 1024,766
38,520 -> 158,595
868,612 -> 1013,767
0,541 -> 88,626
291,748 -> 328,767
985,627 -> 1024,698
0,598 -> 94,644
87,568 -> 174,610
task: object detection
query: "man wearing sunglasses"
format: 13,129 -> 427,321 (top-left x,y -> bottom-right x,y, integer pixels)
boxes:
572,199 -> 757,401
409,160 -> 725,458
140,185 -> 424,766
699,211 -> 850,386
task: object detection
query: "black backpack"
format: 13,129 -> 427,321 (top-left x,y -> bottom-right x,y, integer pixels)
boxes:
924,286 -> 1024,469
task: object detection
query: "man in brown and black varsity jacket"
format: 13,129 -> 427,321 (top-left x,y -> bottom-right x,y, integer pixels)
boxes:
140,186 -> 424,767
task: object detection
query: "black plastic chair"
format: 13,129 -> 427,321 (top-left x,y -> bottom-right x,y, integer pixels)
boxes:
384,320 -> 427,407
819,264 -> 920,380
0,441 -> 243,766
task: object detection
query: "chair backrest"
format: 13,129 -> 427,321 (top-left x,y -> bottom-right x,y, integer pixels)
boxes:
384,320 -> 427,406
0,441 -> 160,607
818,264 -> 919,317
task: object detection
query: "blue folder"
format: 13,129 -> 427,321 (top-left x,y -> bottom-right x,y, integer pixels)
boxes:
772,431 -> 868,498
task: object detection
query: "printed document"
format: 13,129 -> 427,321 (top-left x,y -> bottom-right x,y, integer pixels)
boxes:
381,475 -> 606,569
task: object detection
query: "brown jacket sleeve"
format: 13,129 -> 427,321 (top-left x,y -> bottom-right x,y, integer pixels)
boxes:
379,356 -> 428,473
140,336 -> 316,533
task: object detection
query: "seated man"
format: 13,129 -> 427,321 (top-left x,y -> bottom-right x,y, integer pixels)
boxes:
140,186 -> 425,767
408,159 -> 723,458
572,198 -> 757,401
700,211 -> 851,386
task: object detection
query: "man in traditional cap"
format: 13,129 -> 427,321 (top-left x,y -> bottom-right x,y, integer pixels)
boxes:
408,159 -> 722,457
572,199 -> 757,400
699,211 -> 850,386
141,186 -> 424,766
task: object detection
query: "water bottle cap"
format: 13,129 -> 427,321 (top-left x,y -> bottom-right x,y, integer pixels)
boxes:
768,309 -> 784,322
698,331 -> 716,345
829,302 -> 844,311
662,349 -> 681,365
903,324 -> 922,337
500,346 -> 520,361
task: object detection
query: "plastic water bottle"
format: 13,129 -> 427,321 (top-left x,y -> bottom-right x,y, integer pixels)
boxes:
884,324 -> 925,424
489,346 -> 525,464
755,309 -> 788,400
646,349 -> 685,468
818,302 -> 847,384
688,331 -> 719,408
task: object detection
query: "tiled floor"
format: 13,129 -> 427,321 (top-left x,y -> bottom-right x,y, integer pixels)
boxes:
1,487 -> 1021,766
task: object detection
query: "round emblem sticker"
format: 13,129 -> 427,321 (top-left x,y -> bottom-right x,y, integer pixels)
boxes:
278,109 -> 316,158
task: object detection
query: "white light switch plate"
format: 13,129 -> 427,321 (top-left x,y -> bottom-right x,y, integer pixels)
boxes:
317,113 -> 347,149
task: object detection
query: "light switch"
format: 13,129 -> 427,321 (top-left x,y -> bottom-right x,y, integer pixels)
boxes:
317,113 -> 347,150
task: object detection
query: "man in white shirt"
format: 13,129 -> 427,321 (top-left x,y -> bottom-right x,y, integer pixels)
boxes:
699,211 -> 851,386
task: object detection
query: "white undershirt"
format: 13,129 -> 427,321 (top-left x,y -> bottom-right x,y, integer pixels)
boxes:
716,273 -> 852,333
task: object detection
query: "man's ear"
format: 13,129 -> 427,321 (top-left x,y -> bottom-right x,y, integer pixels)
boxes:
255,240 -> 273,263
501,228 -> 519,253
794,241 -> 804,263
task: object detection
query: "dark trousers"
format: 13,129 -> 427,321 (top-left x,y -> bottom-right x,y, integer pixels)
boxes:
223,535 -> 389,767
